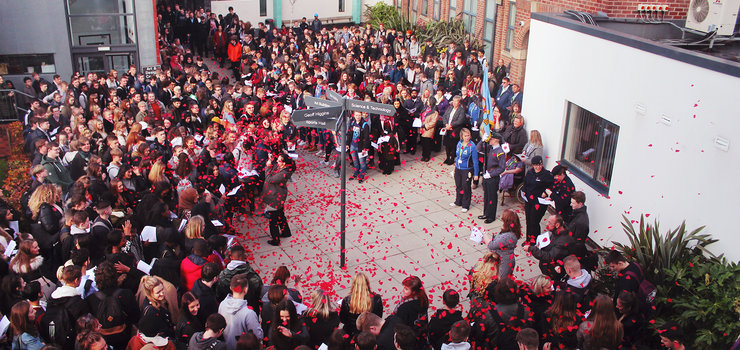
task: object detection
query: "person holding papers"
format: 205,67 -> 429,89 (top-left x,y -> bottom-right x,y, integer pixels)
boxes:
378,113 -> 400,175
523,215 -> 575,281
419,109 -> 438,162
521,156 -> 554,244
263,153 -> 295,246
450,128 -> 479,213
347,112 -> 371,184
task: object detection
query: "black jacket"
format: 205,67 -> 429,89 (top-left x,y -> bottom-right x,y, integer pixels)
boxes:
31,203 -> 63,254
339,293 -> 383,336
428,309 -> 463,350
529,230 -> 575,280
522,169 -> 554,201
502,125 -> 528,154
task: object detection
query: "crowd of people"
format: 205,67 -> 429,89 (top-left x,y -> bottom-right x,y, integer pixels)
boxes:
0,2 -> 692,350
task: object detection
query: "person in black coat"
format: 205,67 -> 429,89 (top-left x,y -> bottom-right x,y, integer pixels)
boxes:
303,290 -> 341,348
176,291 -> 205,346
547,164 -> 575,222
191,262 -> 221,325
501,115 -> 528,154
88,261 -> 140,350
567,190 -> 591,263
524,215 -> 575,281
428,289 -> 463,350
521,156 -> 554,243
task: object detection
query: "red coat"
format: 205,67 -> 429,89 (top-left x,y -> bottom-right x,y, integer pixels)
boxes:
180,255 -> 207,291
126,334 -> 177,350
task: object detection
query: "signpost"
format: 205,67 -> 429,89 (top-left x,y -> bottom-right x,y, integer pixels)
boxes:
290,96 -> 395,267
304,96 -> 342,109
291,106 -> 342,128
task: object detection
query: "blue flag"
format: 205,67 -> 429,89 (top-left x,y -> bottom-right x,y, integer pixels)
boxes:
480,66 -> 496,135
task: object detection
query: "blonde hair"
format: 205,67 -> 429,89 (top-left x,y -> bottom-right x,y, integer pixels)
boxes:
306,289 -> 337,319
530,274 -> 553,295
470,252 -> 500,295
148,160 -> 167,184
141,275 -> 165,308
529,130 -> 543,147
28,184 -> 62,220
348,273 -> 374,314
185,215 -> 205,239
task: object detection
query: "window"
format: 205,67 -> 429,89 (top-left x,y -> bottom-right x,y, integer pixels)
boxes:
462,0 -> 476,33
561,102 -> 620,195
422,0 -> 428,16
0,54 -> 56,75
261,0 -> 268,15
449,0 -> 457,19
412,0 -> 418,23
482,1 -> 496,67
434,0 -> 440,19
505,1 -> 516,51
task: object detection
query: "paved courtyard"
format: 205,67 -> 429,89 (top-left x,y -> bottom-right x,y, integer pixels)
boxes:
235,149 -> 549,312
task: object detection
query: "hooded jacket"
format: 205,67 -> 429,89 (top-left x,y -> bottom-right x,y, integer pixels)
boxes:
188,332 -> 226,350
41,155 -> 73,190
180,254 -> 208,291
218,295 -> 263,349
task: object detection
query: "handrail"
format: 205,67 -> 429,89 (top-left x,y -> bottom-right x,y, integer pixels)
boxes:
0,88 -> 36,99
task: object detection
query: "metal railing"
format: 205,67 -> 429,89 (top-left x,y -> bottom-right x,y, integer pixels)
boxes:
0,89 -> 33,123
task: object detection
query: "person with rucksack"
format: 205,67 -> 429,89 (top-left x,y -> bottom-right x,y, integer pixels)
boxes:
486,278 -> 533,350
40,265 -> 91,350
88,261 -> 139,350
216,245 -> 263,312
604,250 -> 656,311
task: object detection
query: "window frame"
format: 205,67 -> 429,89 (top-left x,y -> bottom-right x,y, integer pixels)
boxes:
434,0 -> 441,20
560,101 -> 620,196
461,0 -> 477,33
0,54 -> 56,75
505,1 -> 516,51
449,0 -> 457,20
422,0 -> 428,16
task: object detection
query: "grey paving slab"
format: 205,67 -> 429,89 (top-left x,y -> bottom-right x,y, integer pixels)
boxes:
238,147 -> 545,312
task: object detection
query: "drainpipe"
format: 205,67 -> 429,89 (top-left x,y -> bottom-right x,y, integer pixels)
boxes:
274,0 -> 282,27
353,0 -> 361,23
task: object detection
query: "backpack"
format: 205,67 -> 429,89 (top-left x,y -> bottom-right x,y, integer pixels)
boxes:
488,304 -> 532,350
39,297 -> 76,350
625,263 -> 657,310
90,289 -> 128,332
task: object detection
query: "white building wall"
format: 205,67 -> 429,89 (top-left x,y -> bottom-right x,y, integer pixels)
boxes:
523,19 -> 740,261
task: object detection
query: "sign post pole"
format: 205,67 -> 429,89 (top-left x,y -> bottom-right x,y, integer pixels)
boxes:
290,95 -> 395,268
339,104 -> 347,268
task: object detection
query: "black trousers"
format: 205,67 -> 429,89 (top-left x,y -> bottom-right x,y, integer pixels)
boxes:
454,167 -> 473,209
482,175 -> 500,219
525,199 -> 548,243
269,208 -> 290,239
444,133 -> 457,161
420,137 -> 433,159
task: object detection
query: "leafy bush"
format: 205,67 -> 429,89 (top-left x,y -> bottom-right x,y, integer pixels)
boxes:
0,122 -> 31,212
614,214 -> 718,283
364,3 -> 483,52
364,3 -> 416,34
417,19 -> 483,52
658,256 -> 740,349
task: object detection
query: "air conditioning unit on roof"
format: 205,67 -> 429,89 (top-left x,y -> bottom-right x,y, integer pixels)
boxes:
685,0 -> 740,35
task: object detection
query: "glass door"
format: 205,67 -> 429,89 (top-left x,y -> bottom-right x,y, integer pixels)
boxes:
74,52 -> 135,75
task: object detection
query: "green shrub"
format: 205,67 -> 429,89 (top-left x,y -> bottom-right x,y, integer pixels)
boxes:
658,256 -> 740,349
614,214 -> 718,283
364,3 -> 416,34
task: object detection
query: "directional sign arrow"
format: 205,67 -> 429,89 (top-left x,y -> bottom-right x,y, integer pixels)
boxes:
345,99 -> 396,116
304,96 -> 342,109
291,106 -> 343,129
327,90 -> 343,102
